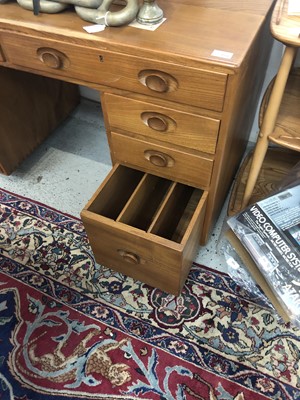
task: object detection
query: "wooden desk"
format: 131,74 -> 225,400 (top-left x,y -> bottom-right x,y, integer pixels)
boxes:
0,1 -> 275,292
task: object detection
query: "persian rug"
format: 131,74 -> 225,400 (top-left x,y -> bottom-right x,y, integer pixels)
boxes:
0,188 -> 299,400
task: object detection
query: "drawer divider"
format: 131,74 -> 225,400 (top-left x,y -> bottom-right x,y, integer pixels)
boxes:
149,183 -> 203,243
147,181 -> 177,233
116,173 -> 148,222
117,173 -> 172,232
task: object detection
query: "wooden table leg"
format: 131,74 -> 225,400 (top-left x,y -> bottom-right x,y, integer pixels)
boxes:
241,45 -> 298,208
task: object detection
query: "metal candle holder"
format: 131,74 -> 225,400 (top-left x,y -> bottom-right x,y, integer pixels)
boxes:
137,0 -> 163,25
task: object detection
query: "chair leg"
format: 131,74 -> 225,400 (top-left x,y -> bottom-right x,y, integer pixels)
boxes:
241,45 -> 297,208
242,135 -> 269,209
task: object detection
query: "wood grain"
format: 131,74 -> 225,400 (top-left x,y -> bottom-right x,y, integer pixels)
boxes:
0,0 -> 275,257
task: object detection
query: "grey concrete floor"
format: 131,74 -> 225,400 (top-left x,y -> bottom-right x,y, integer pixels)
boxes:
0,98 -> 228,273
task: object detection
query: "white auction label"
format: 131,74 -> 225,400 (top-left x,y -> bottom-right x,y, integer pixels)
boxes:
211,49 -> 234,59
83,24 -> 106,33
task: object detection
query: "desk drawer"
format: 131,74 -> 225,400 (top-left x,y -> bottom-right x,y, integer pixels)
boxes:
103,93 -> 220,154
81,164 -> 207,295
1,32 -> 227,111
110,132 -> 213,188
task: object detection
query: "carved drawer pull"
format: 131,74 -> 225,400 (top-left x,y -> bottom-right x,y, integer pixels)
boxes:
146,74 -> 168,92
138,69 -> 178,93
148,115 -> 167,131
144,150 -> 175,167
37,47 -> 68,69
141,112 -> 177,133
117,249 -> 140,264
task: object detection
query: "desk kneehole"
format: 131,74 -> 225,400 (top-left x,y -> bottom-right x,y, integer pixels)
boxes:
81,164 -> 207,295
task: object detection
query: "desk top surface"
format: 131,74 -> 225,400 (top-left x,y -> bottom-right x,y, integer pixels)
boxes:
0,0 -> 274,68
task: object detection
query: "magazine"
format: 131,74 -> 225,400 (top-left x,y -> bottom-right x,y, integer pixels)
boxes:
227,184 -> 300,324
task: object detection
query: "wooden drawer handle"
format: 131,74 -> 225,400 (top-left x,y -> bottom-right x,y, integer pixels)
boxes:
148,115 -> 168,131
141,112 -> 176,133
117,249 -> 140,264
37,47 -> 68,69
144,150 -> 175,167
138,69 -> 178,93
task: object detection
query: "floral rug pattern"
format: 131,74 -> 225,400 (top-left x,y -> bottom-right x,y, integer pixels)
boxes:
0,188 -> 300,399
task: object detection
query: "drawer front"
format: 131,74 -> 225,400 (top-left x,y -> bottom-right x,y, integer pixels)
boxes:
81,164 -> 208,294
110,132 -> 213,188
82,219 -> 183,294
103,93 -> 220,154
1,32 -> 227,111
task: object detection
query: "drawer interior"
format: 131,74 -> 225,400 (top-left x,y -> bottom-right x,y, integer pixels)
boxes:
150,183 -> 202,243
86,165 -> 204,244
88,166 -> 144,219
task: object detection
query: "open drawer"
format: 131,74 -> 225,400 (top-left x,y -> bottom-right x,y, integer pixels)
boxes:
81,164 -> 207,295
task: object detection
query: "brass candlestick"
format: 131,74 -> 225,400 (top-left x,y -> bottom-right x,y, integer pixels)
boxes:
137,0 -> 163,25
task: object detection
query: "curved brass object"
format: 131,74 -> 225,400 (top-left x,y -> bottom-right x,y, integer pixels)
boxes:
48,0 -> 102,8
75,0 -> 139,26
16,0 -> 139,26
16,0 -> 68,13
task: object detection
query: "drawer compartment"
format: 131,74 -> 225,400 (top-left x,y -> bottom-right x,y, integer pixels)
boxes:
103,93 -> 220,154
1,32 -> 227,111
81,164 -> 208,295
110,132 -> 213,188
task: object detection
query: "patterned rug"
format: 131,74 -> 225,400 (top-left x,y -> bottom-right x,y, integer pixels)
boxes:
0,188 -> 299,400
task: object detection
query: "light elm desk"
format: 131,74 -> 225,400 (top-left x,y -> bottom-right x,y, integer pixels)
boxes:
0,0 -> 275,294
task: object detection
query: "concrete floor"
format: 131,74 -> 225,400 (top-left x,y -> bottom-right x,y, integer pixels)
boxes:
0,98 -> 229,273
